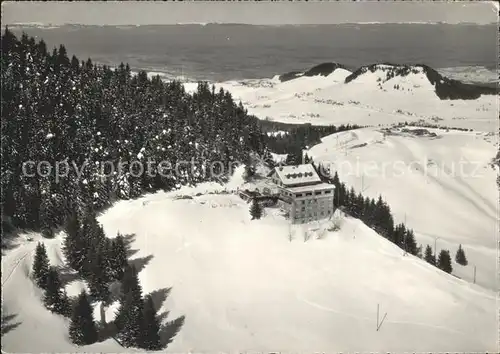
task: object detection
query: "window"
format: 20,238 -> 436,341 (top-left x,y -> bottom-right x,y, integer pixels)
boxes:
324,190 -> 331,194
301,207 -> 305,211
314,191 -> 321,195
302,200 -> 305,205
296,193 -> 303,197
305,192 -> 312,196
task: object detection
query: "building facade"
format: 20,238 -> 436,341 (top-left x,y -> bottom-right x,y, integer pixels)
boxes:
270,164 -> 335,224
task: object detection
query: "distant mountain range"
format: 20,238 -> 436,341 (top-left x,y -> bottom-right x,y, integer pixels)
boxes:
6,22 -> 497,28
278,62 -> 498,100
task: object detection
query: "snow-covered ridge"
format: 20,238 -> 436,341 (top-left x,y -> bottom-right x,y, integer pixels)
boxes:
344,63 -> 497,100
212,63 -> 496,131
273,62 -> 497,100
278,62 -> 349,83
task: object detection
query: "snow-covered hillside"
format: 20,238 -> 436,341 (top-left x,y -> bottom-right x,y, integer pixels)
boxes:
2,183 -> 497,352
211,64 -> 497,132
308,126 -> 498,291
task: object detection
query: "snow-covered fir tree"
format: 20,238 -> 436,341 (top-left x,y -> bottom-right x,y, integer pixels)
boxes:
115,264 -> 144,347
455,244 -> 468,266
139,295 -> 162,350
109,233 -> 128,281
424,245 -> 435,265
32,242 -> 50,289
69,290 -> 98,346
43,266 -> 70,316
437,249 -> 453,274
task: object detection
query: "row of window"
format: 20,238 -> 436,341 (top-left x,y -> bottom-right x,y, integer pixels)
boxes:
296,190 -> 332,197
282,189 -> 333,198
298,206 -> 333,212
294,209 -> 333,220
300,199 -> 331,205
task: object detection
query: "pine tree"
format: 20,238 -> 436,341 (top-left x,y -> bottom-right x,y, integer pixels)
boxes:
424,244 -> 435,265
139,295 -> 162,350
249,199 -> 262,220
403,229 -> 418,256
437,249 -> 453,274
455,244 -> 468,266
120,292 -> 144,348
32,242 -> 50,289
116,265 -> 144,347
416,244 -> 423,259
69,290 -> 98,346
59,288 -> 72,317
43,266 -> 66,314
87,245 -> 111,302
63,208 -> 86,272
110,234 -> 128,281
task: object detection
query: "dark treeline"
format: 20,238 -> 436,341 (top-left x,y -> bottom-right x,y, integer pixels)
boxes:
263,123 -> 360,155
1,28 -> 265,234
317,166 -> 454,274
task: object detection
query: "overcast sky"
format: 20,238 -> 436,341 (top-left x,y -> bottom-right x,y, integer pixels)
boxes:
2,1 -> 498,26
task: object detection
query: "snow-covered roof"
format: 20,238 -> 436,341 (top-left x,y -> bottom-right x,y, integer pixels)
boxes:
282,182 -> 334,194
273,164 -> 322,185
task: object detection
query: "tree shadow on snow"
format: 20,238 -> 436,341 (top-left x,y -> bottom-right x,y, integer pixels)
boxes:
128,254 -> 154,275
159,315 -> 185,349
146,287 -> 185,349
122,233 -> 139,258
148,287 -> 171,312
1,313 -> 22,337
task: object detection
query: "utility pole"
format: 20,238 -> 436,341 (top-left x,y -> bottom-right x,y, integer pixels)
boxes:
473,265 -> 476,284
376,303 -> 387,331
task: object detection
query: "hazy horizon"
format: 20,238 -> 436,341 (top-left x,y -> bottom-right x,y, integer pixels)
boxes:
2,1 -> 498,26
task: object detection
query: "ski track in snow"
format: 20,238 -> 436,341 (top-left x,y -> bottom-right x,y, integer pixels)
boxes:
296,292 -> 468,335
2,250 -> 32,287
390,137 -> 496,220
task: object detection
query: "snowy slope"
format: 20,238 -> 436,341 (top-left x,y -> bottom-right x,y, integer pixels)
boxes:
211,66 -> 497,132
2,181 -> 497,352
1,234 -> 129,353
308,126 -> 499,291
